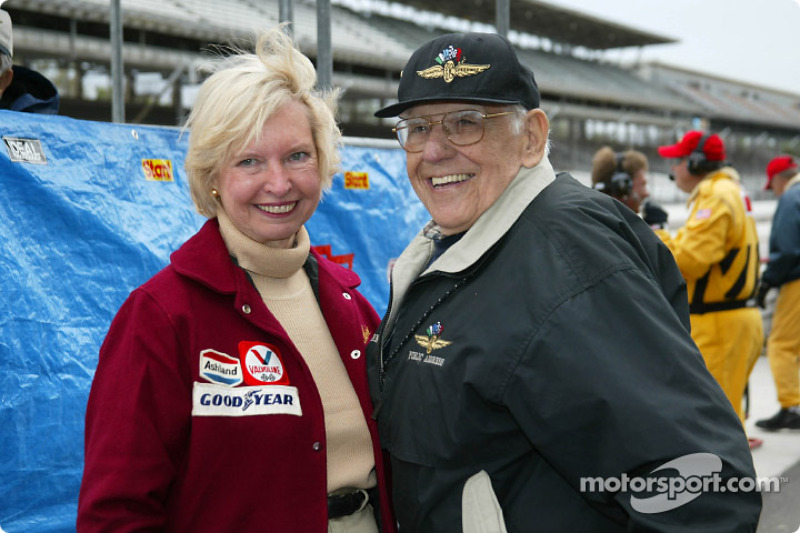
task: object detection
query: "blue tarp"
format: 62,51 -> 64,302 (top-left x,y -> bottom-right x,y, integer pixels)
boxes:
0,110 -> 427,532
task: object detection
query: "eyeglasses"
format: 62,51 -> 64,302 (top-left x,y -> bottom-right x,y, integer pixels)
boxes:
392,110 -> 515,153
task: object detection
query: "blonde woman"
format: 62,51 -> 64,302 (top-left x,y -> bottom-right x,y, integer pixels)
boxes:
78,27 -> 394,533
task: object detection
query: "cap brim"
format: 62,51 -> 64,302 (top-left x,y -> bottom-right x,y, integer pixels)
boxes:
657,145 -> 689,158
374,96 -> 525,118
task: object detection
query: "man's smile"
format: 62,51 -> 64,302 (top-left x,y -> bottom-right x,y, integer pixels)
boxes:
431,173 -> 475,188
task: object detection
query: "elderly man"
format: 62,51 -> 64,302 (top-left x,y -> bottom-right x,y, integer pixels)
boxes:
366,32 -> 760,532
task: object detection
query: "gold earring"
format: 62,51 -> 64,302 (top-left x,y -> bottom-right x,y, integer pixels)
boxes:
211,188 -> 220,199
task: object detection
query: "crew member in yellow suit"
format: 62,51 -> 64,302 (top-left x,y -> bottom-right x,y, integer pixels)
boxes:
644,131 -> 763,447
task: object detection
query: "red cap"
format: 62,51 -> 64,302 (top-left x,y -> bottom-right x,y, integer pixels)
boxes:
657,130 -> 726,161
764,155 -> 798,190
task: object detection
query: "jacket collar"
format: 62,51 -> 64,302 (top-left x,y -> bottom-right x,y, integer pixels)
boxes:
0,65 -> 61,114
170,218 -> 361,294
171,218 -> 240,294
687,166 -> 740,205
784,174 -> 800,192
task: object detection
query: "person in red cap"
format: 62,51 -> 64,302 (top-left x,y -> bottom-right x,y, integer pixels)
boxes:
655,130 -> 763,444
754,155 -> 800,430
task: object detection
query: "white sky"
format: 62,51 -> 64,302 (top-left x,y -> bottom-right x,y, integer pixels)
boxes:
546,0 -> 800,95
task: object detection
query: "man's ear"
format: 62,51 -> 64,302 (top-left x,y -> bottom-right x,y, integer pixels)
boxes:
0,68 -> 13,93
521,109 -> 549,168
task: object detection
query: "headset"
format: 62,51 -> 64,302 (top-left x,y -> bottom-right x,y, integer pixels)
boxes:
593,152 -> 633,198
687,134 -> 724,175
607,152 -> 633,198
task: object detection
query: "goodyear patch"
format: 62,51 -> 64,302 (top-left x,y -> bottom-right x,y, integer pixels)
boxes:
192,382 -> 302,417
199,349 -> 243,386
3,137 -> 47,164
239,341 -> 290,386
142,159 -> 174,182
344,171 -> 369,190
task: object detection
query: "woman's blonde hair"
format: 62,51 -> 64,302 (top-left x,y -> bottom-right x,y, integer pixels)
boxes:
183,26 -> 342,218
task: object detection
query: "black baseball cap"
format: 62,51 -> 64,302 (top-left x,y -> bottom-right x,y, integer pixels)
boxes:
375,32 -> 540,118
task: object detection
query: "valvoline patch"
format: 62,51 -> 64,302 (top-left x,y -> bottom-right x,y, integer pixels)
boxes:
238,341 -> 290,386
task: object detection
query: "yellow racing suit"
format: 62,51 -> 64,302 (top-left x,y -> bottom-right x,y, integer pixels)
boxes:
762,175 -> 800,409
657,168 -> 763,423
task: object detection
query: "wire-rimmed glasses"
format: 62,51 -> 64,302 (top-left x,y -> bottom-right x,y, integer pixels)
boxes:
392,110 -> 515,153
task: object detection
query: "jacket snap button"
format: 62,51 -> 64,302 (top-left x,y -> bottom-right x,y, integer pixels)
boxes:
351,350 -> 361,360
342,292 -> 352,300
242,304 -> 251,314
312,442 -> 321,451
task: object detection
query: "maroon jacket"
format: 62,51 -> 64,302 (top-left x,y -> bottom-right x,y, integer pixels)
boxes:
78,219 -> 394,532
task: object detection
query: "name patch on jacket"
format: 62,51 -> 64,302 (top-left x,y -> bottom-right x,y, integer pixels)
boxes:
239,341 -> 290,386
199,349 -> 243,386
192,382 -> 302,417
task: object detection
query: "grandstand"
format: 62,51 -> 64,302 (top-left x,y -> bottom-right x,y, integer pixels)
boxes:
4,0 -> 800,193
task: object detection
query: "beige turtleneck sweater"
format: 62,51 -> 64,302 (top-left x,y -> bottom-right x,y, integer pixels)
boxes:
217,210 -> 376,493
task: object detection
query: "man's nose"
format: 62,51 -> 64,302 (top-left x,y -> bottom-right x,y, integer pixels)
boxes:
420,122 -> 454,160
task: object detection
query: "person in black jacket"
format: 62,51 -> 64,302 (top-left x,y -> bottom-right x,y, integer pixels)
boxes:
0,8 -> 60,114
367,31 -> 762,532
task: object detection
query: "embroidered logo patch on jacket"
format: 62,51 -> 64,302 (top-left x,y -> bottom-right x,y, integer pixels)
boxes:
239,341 -> 290,386
414,321 -> 452,354
192,382 -> 302,417
199,349 -> 243,387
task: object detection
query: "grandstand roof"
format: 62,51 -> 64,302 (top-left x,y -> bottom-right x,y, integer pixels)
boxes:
353,14 -> 701,115
6,0 -> 675,70
386,0 -> 676,50
4,0 -> 798,134
4,0 -> 683,97
6,0 -> 416,69
636,62 -> 800,130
